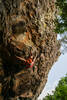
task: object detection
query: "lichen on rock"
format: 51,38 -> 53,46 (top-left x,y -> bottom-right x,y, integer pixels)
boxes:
0,0 -> 60,100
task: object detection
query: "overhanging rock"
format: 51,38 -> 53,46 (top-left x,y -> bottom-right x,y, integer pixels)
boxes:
0,0 -> 60,100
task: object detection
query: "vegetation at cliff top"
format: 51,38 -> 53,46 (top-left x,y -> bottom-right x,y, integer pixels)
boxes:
43,74 -> 67,100
55,0 -> 67,34
55,0 -> 67,54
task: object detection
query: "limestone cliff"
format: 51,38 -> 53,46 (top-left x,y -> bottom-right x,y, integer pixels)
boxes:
0,0 -> 60,100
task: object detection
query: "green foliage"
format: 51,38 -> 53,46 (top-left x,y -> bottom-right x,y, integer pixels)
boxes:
43,75 -> 67,100
55,0 -> 67,34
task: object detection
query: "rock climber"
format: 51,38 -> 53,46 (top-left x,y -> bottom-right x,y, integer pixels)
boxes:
16,55 -> 37,69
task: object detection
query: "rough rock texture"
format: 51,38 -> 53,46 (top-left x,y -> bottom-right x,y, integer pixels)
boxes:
0,0 -> 60,100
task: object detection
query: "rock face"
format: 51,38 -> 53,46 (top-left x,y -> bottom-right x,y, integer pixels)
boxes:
0,0 -> 60,100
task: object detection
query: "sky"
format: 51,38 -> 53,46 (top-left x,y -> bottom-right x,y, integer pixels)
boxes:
38,53 -> 67,100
